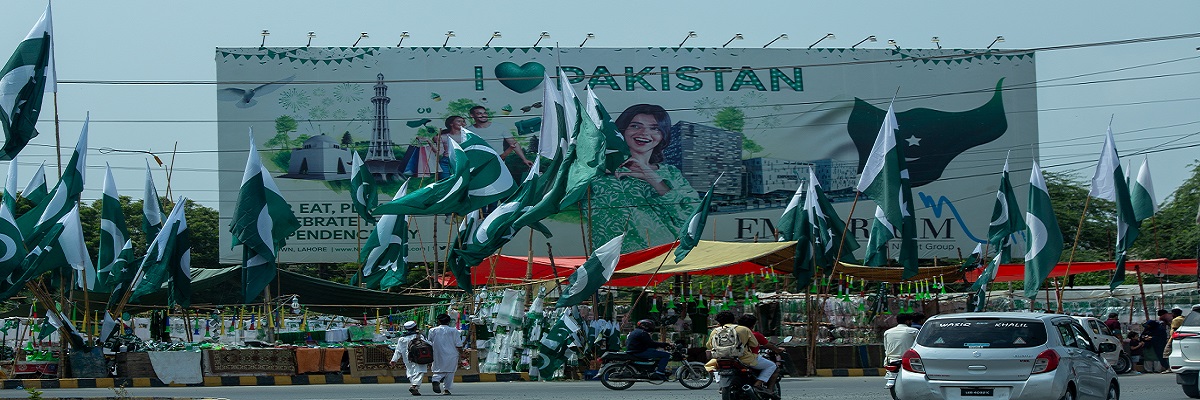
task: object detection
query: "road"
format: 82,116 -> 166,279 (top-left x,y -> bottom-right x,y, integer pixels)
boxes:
27,373 -> 1182,399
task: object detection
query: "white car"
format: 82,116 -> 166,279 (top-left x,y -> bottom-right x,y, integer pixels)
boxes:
895,312 -> 1119,400
1074,316 -> 1133,373
1169,307 -> 1200,397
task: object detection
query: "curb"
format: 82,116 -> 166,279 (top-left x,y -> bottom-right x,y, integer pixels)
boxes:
2,373 -> 529,389
814,368 -> 885,377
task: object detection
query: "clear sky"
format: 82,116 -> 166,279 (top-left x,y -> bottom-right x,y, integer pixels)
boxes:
3,0 -> 1199,210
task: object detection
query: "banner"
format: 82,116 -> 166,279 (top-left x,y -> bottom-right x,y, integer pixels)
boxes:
216,47 -> 1038,263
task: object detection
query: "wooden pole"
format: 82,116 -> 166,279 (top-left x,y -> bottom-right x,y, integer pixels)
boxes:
1057,196 -> 1092,313
830,192 -> 861,276
1136,265 -> 1150,319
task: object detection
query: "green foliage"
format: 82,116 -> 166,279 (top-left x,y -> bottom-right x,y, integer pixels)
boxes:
1135,160 -> 1200,260
25,388 -> 42,400
1044,171 -> 1117,262
80,196 -> 220,269
742,137 -> 764,158
340,132 -> 353,146
275,115 -> 298,136
713,107 -> 745,133
444,99 -> 476,120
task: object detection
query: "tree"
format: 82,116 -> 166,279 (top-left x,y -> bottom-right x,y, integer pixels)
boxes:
266,115 -> 299,150
713,107 -> 744,132
1135,160 -> 1200,260
81,196 -> 220,269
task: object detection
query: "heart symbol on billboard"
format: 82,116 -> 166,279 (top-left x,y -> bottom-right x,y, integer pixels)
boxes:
494,62 -> 545,93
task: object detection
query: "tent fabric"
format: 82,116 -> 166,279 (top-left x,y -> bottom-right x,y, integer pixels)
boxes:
964,258 -> 1199,283
458,242 -> 679,287
833,262 -> 965,283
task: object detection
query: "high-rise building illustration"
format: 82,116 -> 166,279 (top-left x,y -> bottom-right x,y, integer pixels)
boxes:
664,121 -> 744,197
366,73 -> 394,161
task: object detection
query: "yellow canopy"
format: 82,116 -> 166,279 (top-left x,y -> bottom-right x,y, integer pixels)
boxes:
611,240 -> 797,278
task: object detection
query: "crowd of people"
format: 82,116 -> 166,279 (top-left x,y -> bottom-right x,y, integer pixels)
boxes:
1112,308 -> 1185,373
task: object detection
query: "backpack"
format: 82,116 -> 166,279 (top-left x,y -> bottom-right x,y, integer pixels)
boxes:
407,335 -> 435,364
709,325 -> 744,359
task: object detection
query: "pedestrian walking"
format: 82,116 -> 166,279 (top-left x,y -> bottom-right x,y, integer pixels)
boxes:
428,314 -> 464,395
391,321 -> 431,396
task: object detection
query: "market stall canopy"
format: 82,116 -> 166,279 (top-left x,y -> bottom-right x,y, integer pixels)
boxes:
456,241 -> 681,287
609,240 -> 796,285
964,258 -> 1199,283
832,262 -> 965,283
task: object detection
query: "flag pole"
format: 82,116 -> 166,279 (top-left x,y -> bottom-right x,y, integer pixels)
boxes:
1136,265 -> 1150,318
830,191 -> 861,276
1056,196 -> 1091,313
52,93 -> 62,176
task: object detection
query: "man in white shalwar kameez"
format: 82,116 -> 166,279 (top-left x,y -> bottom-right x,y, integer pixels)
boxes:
390,321 -> 429,396
427,314 -> 464,395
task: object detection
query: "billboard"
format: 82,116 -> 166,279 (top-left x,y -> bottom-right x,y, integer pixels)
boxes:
216,47 -> 1037,264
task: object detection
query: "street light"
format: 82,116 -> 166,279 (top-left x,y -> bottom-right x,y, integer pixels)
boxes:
443,30 -> 455,47
352,32 -> 368,47
534,31 -> 550,47
931,36 -> 941,49
722,33 -> 744,48
260,30 -> 270,47
851,35 -> 876,49
887,39 -> 899,49
485,31 -> 501,47
306,31 -> 315,47
807,33 -> 835,49
678,31 -> 697,47
579,33 -> 595,48
396,31 -> 410,46
763,33 -> 788,48
987,35 -> 1004,49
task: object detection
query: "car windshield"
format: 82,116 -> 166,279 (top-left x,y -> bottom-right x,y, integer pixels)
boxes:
1183,311 -> 1200,327
917,318 -> 1047,349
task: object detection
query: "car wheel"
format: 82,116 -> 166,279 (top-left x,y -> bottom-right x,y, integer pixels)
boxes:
1059,386 -> 1075,400
1115,353 -> 1133,374
1107,382 -> 1119,400
1183,379 -> 1200,399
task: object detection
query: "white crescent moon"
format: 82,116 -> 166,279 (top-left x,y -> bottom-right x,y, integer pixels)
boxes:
1024,213 -> 1048,261
989,191 -> 1008,227
0,234 -> 16,263
354,186 -> 367,205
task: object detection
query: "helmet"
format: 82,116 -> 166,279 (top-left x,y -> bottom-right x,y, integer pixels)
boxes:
636,319 -> 656,331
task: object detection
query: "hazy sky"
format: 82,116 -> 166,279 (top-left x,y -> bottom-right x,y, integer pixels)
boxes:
4,0 -> 1199,210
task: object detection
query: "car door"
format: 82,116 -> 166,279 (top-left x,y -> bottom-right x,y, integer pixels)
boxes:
1086,319 -> 1120,365
1069,322 -> 1109,399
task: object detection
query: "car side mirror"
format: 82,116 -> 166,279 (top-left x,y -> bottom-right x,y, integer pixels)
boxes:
1097,342 -> 1117,353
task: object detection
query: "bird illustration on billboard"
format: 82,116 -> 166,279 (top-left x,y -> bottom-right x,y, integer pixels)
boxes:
218,75 -> 296,108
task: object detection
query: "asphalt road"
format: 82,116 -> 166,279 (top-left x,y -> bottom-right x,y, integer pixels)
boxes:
22,372 -> 1184,400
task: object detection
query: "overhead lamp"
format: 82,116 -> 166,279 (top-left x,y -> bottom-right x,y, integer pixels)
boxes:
722,33 -> 744,48
987,35 -> 1004,49
396,31 -> 410,46
534,31 -> 550,47
807,33 -> 835,49
678,31 -> 697,47
579,33 -> 595,48
887,39 -> 899,49
762,33 -> 788,48
851,35 -> 876,49
306,31 -> 315,47
443,30 -> 455,47
260,30 -> 270,47
485,31 -> 501,47
352,32 -> 368,47
931,36 -> 941,49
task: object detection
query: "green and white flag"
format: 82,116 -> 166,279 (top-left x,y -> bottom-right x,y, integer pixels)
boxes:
0,179 -> 25,285
349,152 -> 377,224
0,3 -> 54,160
20,161 -> 46,206
536,72 -> 563,160
532,308 -> 582,380
460,130 -> 516,211
103,239 -> 136,310
806,167 -> 859,269
776,182 -> 805,242
142,161 -> 164,243
1023,161 -> 1063,299
130,197 -> 191,307
357,183 -> 409,291
961,243 -> 983,271
96,164 -> 129,292
3,158 -> 17,211
559,86 -> 607,208
1131,158 -> 1156,222
445,210 -> 481,292
863,206 -> 892,266
374,138 -> 470,216
556,234 -> 623,307
1089,126 -> 1140,289
453,157 -> 552,274
587,86 -> 629,173
0,205 -> 90,300
971,252 -> 1003,312
675,176 -> 719,263
855,102 -> 918,279
230,133 -> 299,303
988,152 -> 1025,260
24,113 -> 86,245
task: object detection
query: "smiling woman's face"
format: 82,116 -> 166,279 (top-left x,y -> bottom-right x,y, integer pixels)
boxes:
624,113 -> 662,155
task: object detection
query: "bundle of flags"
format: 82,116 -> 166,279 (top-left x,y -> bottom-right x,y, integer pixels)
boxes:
1089,126 -> 1142,289
229,132 -> 300,303
970,153 -> 1025,311
779,168 -> 857,290
856,102 -> 919,279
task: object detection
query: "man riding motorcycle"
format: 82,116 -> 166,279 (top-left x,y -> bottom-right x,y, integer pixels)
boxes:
707,310 -> 776,390
626,319 -> 672,379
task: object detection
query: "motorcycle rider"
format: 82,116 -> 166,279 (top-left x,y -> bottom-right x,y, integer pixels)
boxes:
708,310 -> 776,390
884,313 -> 919,363
627,319 -> 672,379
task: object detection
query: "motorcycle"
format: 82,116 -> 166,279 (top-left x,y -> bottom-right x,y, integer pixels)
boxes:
714,351 -> 783,400
884,360 -> 901,400
598,340 -> 714,390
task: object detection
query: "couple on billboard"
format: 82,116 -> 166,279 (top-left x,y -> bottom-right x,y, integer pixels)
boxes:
425,103 -> 700,253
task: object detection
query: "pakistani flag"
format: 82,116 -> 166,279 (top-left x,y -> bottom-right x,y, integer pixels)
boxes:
230,134 -> 299,303
0,182 -> 24,284
357,184 -> 409,291
445,210 -> 481,292
142,161 -> 165,243
20,161 -> 46,206
374,138 -> 470,216
0,205 -> 90,300
988,153 -> 1026,258
776,182 -> 805,241
1023,161 -> 1064,299
3,158 -> 17,211
1089,126 -> 1139,289
675,177 -> 718,263
103,239 -> 136,309
961,243 -> 983,271
461,130 -> 517,211
559,86 -> 607,208
805,167 -> 859,269
24,114 -> 86,244
855,102 -> 918,279
536,72 -> 562,160
556,234 -> 623,307
863,206 -> 892,266
1131,158 -> 1156,222
130,197 -> 191,307
532,308 -> 582,380
453,157 -> 552,275
586,86 -> 629,173
350,152 -> 377,224
970,252 -> 1003,312
95,165 -> 129,292
0,3 -> 55,160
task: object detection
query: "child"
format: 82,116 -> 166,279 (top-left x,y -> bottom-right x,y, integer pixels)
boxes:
1125,331 -> 1143,374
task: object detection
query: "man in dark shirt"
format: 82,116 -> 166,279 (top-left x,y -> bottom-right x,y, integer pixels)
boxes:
627,319 -> 671,378
1104,313 -> 1122,334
